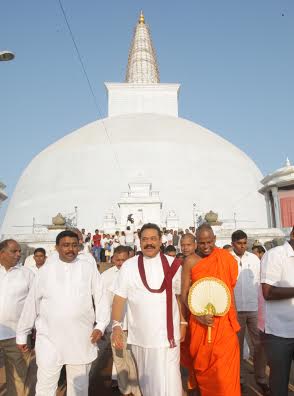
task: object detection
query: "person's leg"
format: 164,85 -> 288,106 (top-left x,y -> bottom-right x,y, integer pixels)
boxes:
97,247 -> 101,262
112,332 -> 141,396
2,337 -> 31,396
66,363 -> 91,396
131,345 -> 181,396
35,364 -> 62,396
237,311 -> 247,384
261,332 -> 294,396
246,312 -> 267,385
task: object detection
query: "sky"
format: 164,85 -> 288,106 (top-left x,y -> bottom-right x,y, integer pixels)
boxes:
0,0 -> 293,224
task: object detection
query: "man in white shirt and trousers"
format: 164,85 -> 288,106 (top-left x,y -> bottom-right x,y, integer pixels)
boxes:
260,226 -> 294,396
0,239 -> 34,396
100,245 -> 141,396
16,230 -> 110,396
231,230 -> 269,394
111,223 -> 185,396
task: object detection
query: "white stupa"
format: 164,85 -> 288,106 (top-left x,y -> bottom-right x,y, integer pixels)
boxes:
1,12 -> 267,236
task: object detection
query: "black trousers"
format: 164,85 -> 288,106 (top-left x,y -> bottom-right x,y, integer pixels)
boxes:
261,331 -> 294,396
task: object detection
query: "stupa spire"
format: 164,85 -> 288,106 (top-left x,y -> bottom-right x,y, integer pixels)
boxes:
126,11 -> 160,83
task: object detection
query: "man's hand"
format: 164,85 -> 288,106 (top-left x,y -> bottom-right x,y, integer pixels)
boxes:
195,314 -> 214,327
16,344 -> 30,353
180,324 -> 187,342
90,329 -> 102,344
111,326 -> 124,350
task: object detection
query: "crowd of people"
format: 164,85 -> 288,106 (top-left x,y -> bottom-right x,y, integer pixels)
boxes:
0,222 -> 293,396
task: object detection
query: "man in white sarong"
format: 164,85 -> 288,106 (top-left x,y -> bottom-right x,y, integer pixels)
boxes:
111,223 -> 185,396
16,230 -> 110,396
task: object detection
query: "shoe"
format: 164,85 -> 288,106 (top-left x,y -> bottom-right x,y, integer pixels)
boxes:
257,382 -> 270,395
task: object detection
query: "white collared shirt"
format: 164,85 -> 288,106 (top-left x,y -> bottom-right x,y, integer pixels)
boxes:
0,263 -> 34,340
232,251 -> 260,312
259,241 -> 294,338
113,253 -> 181,348
101,265 -> 128,332
16,256 -> 110,366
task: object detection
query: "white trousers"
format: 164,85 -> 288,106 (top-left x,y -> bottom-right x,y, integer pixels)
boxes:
36,363 -> 91,396
131,344 -> 182,396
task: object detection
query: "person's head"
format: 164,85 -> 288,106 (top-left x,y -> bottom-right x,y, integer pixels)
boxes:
0,239 -> 21,269
85,236 -> 90,243
185,229 -> 189,234
164,245 -> 177,257
81,228 -> 85,234
127,246 -> 135,258
106,234 -> 110,239
196,224 -> 216,257
95,229 -> 99,234
252,245 -> 266,260
115,231 -> 119,236
56,230 -> 79,263
139,223 -> 162,258
33,247 -> 46,267
126,226 -> 130,231
176,252 -> 184,260
223,244 -> 233,252
122,231 -> 125,236
231,230 -> 248,256
112,245 -> 129,269
180,233 -> 196,257
174,230 -> 178,235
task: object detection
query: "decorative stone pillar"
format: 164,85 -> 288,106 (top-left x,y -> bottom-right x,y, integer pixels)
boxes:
271,187 -> 281,228
264,192 -> 273,227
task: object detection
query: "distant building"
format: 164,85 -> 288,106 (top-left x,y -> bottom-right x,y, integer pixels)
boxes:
259,158 -> 294,228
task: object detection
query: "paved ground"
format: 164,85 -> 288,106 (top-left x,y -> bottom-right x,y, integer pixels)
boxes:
1,351 -> 294,396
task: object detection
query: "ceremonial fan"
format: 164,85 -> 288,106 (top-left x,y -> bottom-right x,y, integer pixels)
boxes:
188,277 -> 231,343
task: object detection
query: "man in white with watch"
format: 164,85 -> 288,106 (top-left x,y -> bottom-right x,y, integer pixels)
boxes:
111,223 -> 186,396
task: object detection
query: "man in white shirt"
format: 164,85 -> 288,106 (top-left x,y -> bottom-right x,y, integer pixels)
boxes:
16,230 -> 110,396
99,245 -> 140,396
29,248 -> 47,275
260,227 -> 294,396
111,223 -> 184,396
231,230 -> 268,393
124,226 -> 134,248
0,239 -> 34,396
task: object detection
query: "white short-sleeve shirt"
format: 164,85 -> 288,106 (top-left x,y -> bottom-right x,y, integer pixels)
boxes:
0,263 -> 34,340
232,251 -> 260,312
113,253 -> 181,348
259,241 -> 294,338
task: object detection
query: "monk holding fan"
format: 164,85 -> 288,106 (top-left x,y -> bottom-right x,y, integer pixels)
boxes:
181,223 -> 241,396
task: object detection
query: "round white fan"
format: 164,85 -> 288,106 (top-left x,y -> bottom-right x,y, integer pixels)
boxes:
188,277 -> 231,343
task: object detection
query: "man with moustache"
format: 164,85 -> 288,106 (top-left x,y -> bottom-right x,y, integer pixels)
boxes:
16,230 -> 110,396
0,239 -> 34,396
181,224 -> 241,396
111,223 -> 184,396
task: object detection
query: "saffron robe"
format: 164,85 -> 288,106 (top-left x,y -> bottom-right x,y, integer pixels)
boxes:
183,248 -> 241,396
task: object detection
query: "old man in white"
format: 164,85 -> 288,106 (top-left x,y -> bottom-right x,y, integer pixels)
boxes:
16,230 -> 110,396
111,223 -> 185,396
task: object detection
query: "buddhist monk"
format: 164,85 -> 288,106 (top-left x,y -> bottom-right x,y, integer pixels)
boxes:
181,223 -> 241,396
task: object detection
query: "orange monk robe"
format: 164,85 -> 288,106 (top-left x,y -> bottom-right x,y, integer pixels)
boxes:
182,247 -> 241,396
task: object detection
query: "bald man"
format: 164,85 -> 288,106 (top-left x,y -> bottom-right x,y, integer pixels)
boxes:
181,224 -> 241,396
180,233 -> 197,260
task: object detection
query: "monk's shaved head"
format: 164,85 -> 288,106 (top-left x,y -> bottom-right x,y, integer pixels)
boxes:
196,223 -> 216,257
196,223 -> 214,238
181,233 -> 196,243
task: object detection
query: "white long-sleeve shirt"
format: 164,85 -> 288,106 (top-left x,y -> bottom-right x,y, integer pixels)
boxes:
16,256 -> 110,366
101,265 -> 128,333
232,251 -> 260,312
0,263 -> 34,341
